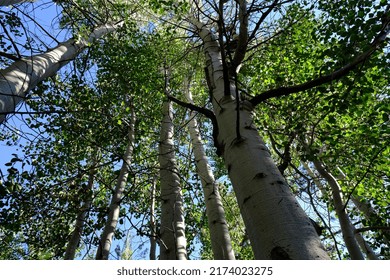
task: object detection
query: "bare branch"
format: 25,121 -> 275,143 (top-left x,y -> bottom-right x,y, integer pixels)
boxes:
0,51 -> 19,61
248,0 -> 279,42
14,5 -> 61,45
231,0 -> 249,71
167,94 -> 215,120
355,226 -> 390,234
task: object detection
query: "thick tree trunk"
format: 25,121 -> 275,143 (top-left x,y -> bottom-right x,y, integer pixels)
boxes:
186,88 -> 235,260
0,22 -> 122,123
312,160 -> 364,259
194,20 -> 329,260
96,109 -> 135,260
64,165 -> 96,260
158,100 -> 187,260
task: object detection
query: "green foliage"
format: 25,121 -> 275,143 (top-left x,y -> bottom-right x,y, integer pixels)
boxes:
198,181 -> 254,260
1,0 -> 389,260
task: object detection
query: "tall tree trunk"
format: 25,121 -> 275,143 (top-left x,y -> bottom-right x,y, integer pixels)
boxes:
96,108 -> 135,260
158,100 -> 187,260
312,160 -> 364,259
337,167 -> 390,248
185,87 -> 235,260
303,162 -> 378,259
193,19 -> 329,260
64,163 -> 96,260
353,224 -> 379,260
149,176 -> 157,260
0,22 -> 122,123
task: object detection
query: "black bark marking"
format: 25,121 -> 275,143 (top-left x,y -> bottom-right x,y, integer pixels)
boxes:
270,246 -> 292,260
253,172 -> 266,179
258,144 -> 271,155
227,164 -> 232,173
231,136 -> 246,149
310,218 -> 325,236
243,196 -> 251,204
204,66 -> 215,103
244,124 -> 256,130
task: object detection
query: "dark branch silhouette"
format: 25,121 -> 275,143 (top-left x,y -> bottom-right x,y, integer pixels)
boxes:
250,15 -> 390,107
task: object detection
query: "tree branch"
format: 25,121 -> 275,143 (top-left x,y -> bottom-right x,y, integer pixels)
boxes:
167,94 -> 215,120
354,226 -> 390,234
248,0 -> 279,43
168,94 -> 224,156
250,16 -> 390,107
231,0 -> 249,71
217,0 -> 231,96
0,51 -> 19,61
342,145 -> 387,212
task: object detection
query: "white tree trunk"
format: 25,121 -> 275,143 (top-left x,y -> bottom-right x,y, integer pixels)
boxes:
0,22 -> 122,123
312,160 -> 364,259
303,162 -> 378,259
186,88 -> 235,260
149,177 -> 157,260
337,167 -> 390,248
353,224 -> 379,260
193,19 -> 329,259
0,0 -> 34,6
96,109 -> 135,260
158,100 -> 187,260
64,166 -> 96,260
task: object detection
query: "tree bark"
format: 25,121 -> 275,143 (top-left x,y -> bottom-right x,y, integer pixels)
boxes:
0,22 -> 122,123
312,160 -> 364,259
192,19 -> 329,260
158,100 -> 187,260
149,177 -> 157,260
337,167 -> 390,248
96,108 -> 135,260
186,87 -> 235,260
64,164 -> 96,260
353,224 -> 379,260
303,162 -> 378,259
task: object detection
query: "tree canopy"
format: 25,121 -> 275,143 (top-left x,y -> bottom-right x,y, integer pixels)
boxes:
0,0 -> 389,260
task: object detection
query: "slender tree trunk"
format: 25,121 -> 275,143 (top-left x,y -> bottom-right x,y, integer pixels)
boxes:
0,22 -> 122,123
303,162 -> 378,259
312,160 -> 364,259
351,195 -> 390,247
302,162 -> 325,194
337,167 -> 390,247
149,177 -> 157,260
64,164 -> 96,260
353,224 -> 379,260
0,0 -> 34,6
193,19 -> 329,259
158,100 -> 187,260
96,108 -> 135,260
185,87 -> 235,260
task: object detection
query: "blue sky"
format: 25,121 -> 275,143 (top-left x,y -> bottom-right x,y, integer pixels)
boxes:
1,1 -> 63,182
0,1 -> 156,260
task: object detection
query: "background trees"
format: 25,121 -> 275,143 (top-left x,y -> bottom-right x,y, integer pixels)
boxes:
0,0 -> 389,259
